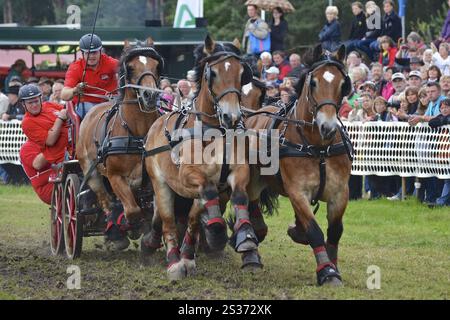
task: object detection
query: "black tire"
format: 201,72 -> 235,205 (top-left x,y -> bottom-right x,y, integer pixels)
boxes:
50,183 -> 65,255
63,174 -> 83,259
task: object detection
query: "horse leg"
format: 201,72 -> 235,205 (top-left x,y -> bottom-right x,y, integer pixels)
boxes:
228,167 -> 262,269
141,203 -> 163,255
326,195 -> 348,271
180,199 -> 204,276
153,181 -> 186,280
249,200 -> 268,243
288,192 -> 342,286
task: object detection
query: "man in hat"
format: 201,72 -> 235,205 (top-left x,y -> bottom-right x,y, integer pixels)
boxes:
409,57 -> 425,71
388,72 -> 408,107
38,77 -> 54,102
61,33 -> 118,119
408,70 -> 423,88
265,66 -> 281,85
1,82 -> 24,121
359,81 -> 377,98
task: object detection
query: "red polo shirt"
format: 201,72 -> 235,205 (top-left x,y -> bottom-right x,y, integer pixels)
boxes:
64,53 -> 119,104
21,101 -> 69,164
20,140 -> 53,205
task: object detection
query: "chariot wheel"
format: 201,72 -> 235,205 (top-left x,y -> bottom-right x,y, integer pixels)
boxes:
50,183 -> 65,255
63,174 -> 83,259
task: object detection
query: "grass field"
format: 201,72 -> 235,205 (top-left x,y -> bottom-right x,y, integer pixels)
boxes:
0,185 -> 448,300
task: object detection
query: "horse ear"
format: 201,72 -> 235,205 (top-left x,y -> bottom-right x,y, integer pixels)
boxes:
313,43 -> 323,61
232,38 -> 241,50
124,39 -> 131,49
146,37 -> 154,47
204,34 -> 215,55
335,44 -> 347,63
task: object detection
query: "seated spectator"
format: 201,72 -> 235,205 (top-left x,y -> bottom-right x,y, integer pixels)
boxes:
345,1 -> 367,53
279,88 -> 292,107
349,66 -> 367,92
318,6 -> 342,53
2,83 -> 24,121
355,1 -> 382,61
359,81 -> 377,98
260,51 -> 273,80
441,75 -> 450,96
265,66 -> 281,85
423,49 -> 433,68
338,99 -> 354,120
50,82 -> 64,105
159,86 -> 175,112
186,70 -> 197,94
416,87 -> 430,116
19,140 -> 53,204
4,59 -> 27,89
160,78 -> 171,90
272,51 -> 291,81
408,70 -> 423,88
427,65 -> 442,83
379,36 -> 397,67
176,79 -> 193,108
431,42 -> 450,76
287,53 -> 305,78
406,32 -> 427,56
381,66 -> 395,100
395,87 -> 419,121
388,72 -> 408,107
38,78 -> 54,102
347,51 -> 371,78
369,62 -> 387,95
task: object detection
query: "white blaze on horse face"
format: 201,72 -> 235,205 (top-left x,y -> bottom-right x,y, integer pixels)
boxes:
225,62 -> 231,71
323,71 -> 335,83
242,83 -> 253,96
139,56 -> 147,65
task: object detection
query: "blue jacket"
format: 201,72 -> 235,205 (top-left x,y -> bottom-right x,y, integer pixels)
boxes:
441,10 -> 450,40
319,19 -> 341,52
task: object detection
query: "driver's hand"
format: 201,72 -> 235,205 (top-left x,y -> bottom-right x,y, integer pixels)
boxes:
73,82 -> 86,95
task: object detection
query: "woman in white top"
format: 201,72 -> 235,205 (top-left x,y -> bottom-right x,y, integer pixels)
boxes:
432,42 -> 450,76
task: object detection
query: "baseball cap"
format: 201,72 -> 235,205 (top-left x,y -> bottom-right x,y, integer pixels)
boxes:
392,72 -> 406,81
408,70 -> 422,79
266,66 -> 280,74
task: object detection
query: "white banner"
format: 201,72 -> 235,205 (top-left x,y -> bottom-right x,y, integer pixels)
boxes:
173,0 -> 203,28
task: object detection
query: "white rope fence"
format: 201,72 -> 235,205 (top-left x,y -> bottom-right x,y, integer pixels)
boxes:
0,120 -> 26,166
1,120 -> 450,179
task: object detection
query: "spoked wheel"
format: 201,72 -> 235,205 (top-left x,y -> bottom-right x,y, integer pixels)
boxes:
63,174 -> 83,259
50,183 -> 65,255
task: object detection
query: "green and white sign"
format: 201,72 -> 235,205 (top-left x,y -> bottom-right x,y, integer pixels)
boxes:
173,0 -> 203,28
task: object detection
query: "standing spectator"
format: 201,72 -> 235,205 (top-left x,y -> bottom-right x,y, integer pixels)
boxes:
287,53 -> 306,78
242,5 -> 270,55
260,51 -> 273,80
431,42 -> 450,76
38,78 -> 53,102
345,2 -> 367,52
279,88 -> 292,107
436,0 -> 450,48
347,51 -> 371,77
186,70 -> 197,95
388,72 -> 408,106
2,83 -> 25,121
176,79 -> 193,108
49,82 -> 64,105
272,51 -> 291,81
423,49 -> 433,68
369,0 -> 402,58
265,66 -> 281,85
355,2 -> 382,61
263,81 -> 280,106
379,36 -> 397,67
427,65 -> 442,83
4,59 -> 27,89
318,6 -> 342,53
270,7 -> 288,52
408,70 -> 423,89
159,78 -> 171,90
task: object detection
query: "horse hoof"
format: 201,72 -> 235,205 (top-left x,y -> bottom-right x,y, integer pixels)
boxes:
141,231 -> 162,255
140,236 -> 158,256
205,222 -> 228,252
104,237 -> 130,251
322,277 -> 343,287
287,224 -> 310,245
236,239 -> 258,253
182,258 -> 196,276
317,265 -> 342,287
241,250 -> 263,270
167,262 -> 187,281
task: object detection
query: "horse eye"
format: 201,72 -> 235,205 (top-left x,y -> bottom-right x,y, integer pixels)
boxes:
310,79 -> 317,87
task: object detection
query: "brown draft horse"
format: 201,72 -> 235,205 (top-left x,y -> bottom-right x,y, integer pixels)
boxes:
241,78 -> 267,111
245,44 -> 353,286
143,35 -> 260,280
76,38 -> 163,249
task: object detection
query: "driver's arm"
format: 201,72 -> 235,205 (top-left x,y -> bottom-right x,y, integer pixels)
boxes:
32,153 -> 49,171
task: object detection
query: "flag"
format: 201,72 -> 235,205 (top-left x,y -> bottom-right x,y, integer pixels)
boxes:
173,0 -> 203,28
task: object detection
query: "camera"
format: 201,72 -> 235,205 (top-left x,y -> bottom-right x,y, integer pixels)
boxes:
387,101 -> 401,109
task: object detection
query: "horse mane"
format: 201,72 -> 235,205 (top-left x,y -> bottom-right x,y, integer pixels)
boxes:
251,77 -> 267,106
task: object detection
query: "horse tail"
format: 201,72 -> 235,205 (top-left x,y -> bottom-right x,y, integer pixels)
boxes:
259,187 -> 279,216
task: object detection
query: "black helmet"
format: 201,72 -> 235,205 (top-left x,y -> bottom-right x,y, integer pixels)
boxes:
79,33 -> 102,53
18,84 -> 42,101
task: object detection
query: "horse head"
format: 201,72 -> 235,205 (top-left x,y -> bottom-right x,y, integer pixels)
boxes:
302,44 -> 351,141
194,34 -> 252,129
119,37 -> 164,112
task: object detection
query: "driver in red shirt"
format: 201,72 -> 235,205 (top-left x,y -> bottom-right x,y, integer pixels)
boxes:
61,33 -> 118,119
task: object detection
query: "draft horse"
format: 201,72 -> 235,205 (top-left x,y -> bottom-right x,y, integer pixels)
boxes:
143,35 -> 259,280
76,38 -> 164,249
246,44 -> 354,286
